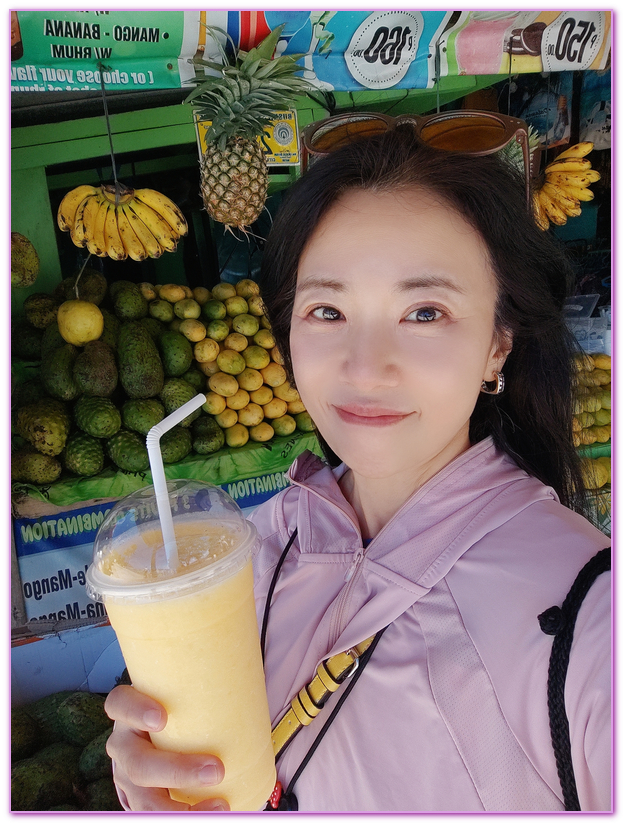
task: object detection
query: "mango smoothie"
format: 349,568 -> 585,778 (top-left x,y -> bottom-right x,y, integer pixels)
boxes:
86,484 -> 276,811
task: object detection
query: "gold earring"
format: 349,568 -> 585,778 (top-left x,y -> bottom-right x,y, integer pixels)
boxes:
481,372 -> 505,395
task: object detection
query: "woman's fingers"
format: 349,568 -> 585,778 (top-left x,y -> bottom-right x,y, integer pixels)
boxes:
190,798 -> 231,812
104,684 -> 227,812
108,727 -> 225,789
105,684 -> 167,732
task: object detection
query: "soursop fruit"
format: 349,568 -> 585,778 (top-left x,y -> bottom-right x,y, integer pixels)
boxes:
54,268 -> 107,306
11,319 -> 43,361
84,777 -> 124,811
62,432 -> 105,477
106,429 -> 149,473
78,728 -> 113,782
12,449 -> 62,485
158,330 -> 193,377
192,415 -> 225,455
56,691 -> 112,748
139,316 -> 165,341
74,396 -> 122,439
16,398 -> 70,456
11,232 -> 40,289
108,279 -> 137,300
11,707 -> 40,762
113,284 -> 149,321
159,378 -> 201,426
122,398 -> 165,435
35,741 -> 82,780
23,293 -> 59,329
117,321 -> 164,399
11,754 -> 75,811
181,366 -> 207,393
73,340 -> 118,397
40,321 -> 67,360
99,308 -> 120,351
160,425 -> 192,464
41,343 -> 81,401
22,691 -> 74,746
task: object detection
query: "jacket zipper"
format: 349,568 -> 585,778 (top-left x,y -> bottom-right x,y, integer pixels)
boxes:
344,545 -> 365,582
328,542 -> 368,648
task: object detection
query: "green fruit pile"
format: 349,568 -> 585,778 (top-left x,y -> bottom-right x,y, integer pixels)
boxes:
12,273 -> 314,486
11,689 -> 122,811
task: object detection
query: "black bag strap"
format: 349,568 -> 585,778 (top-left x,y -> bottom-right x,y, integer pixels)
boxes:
538,546 -> 611,811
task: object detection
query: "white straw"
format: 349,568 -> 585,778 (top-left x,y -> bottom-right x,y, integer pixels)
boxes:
145,393 -> 207,568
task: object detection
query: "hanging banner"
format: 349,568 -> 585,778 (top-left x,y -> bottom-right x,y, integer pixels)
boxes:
10,9 -> 188,91
10,10 -> 611,95
439,11 -> 610,77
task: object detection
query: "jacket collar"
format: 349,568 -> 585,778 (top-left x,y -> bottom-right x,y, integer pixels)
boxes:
286,437 -> 557,590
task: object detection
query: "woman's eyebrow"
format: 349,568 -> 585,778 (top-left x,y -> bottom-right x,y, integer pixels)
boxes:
396,275 -> 467,295
296,277 -> 345,294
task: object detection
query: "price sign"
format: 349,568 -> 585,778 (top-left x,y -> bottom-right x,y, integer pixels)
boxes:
194,110 -> 300,165
542,12 -> 607,71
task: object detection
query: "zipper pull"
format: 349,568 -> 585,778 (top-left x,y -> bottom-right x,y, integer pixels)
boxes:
344,546 -> 365,582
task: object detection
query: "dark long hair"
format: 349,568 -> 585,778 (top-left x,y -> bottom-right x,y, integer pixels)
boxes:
259,124 -> 587,514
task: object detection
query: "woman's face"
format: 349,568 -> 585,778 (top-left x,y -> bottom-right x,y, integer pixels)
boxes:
289,187 -> 510,483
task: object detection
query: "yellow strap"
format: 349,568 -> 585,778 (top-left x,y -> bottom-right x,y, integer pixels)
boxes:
271,635 -> 376,758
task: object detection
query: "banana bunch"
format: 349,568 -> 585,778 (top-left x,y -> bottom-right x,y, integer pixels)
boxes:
57,184 -> 188,261
533,142 -> 601,230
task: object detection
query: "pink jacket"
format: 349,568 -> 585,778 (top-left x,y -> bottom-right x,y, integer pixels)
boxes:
249,436 -> 611,812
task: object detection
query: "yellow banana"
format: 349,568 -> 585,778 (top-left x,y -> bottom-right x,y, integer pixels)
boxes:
87,199 -> 109,257
554,141 -> 593,160
57,184 -> 99,232
563,185 -> 594,202
104,206 -> 128,261
81,193 -> 104,246
123,204 -> 163,258
127,199 -> 178,252
542,181 -> 579,210
100,182 -> 135,207
558,201 -> 582,218
70,193 -> 97,248
584,169 -> 601,183
538,189 -> 567,226
116,206 -> 148,262
133,188 -> 188,237
532,190 -> 550,231
545,157 -> 592,174
546,172 -> 593,189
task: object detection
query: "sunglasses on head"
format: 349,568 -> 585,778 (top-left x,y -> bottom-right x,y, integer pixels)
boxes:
301,110 -> 531,207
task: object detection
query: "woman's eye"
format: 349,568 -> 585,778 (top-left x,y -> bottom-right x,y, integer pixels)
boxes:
311,306 -> 342,321
407,307 -> 443,323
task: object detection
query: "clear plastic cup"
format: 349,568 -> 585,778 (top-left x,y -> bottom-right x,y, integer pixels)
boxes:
86,479 -> 276,811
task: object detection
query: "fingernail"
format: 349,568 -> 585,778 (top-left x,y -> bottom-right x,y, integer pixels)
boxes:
143,709 -> 162,730
211,802 -> 227,812
198,764 -> 220,785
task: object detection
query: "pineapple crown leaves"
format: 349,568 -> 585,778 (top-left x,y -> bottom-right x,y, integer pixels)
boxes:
184,23 -> 316,148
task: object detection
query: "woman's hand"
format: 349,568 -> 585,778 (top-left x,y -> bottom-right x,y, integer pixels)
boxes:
105,685 -> 229,811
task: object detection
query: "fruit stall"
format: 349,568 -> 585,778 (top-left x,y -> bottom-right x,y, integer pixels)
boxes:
11,10 -> 611,810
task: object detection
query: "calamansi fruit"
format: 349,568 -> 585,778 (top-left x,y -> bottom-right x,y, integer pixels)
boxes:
57,299 -> 104,346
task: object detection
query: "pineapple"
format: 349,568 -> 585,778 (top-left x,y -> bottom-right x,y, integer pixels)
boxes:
186,24 -> 315,232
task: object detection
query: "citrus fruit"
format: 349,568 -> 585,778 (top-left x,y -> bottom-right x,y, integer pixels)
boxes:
57,299 -> 104,346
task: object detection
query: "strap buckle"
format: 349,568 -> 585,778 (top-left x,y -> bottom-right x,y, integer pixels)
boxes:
340,647 -> 361,681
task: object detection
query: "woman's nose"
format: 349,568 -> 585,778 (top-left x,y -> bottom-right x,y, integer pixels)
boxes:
340,324 -> 401,390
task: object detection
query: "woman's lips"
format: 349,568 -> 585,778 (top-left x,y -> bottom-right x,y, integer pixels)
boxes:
334,405 -> 412,427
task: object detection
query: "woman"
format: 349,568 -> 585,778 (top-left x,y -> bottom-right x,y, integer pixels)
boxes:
105,124 -> 611,812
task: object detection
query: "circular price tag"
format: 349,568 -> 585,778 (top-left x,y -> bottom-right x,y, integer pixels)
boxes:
345,10 -> 423,90
542,11 -> 606,71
